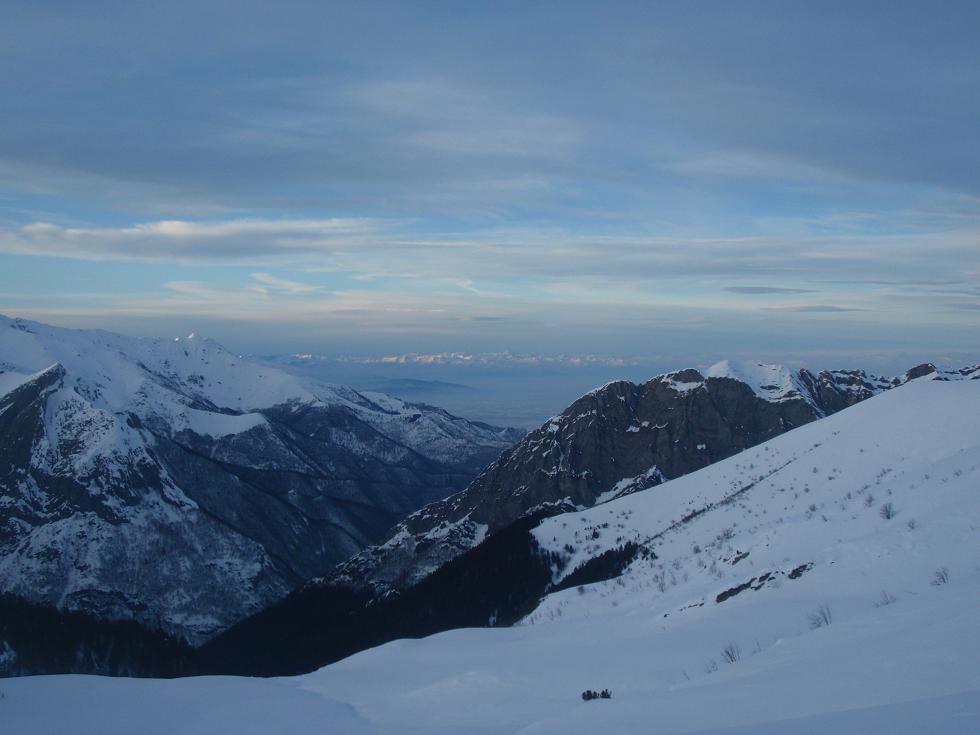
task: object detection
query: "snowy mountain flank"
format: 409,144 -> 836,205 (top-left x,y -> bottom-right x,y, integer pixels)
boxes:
6,367 -> 979,734
0,316 -> 521,642
317,360 -> 973,599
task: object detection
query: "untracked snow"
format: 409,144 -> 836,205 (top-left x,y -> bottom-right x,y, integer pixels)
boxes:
4,377 -> 978,733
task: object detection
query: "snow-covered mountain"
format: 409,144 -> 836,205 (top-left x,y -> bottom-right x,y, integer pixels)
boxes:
6,366 -> 979,734
0,316 -> 521,641
320,360 -> 974,597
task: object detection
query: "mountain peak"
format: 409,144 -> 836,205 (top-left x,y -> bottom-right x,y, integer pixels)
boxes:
704,360 -> 805,401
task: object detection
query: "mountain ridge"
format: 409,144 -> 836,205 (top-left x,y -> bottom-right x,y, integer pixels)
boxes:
320,359 -> 978,598
0,316 -> 521,642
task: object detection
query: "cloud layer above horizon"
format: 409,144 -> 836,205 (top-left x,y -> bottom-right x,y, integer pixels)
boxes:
1,1 -> 978,367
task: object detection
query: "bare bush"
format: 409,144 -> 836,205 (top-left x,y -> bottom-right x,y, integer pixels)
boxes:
808,603 -> 833,629
879,502 -> 896,520
872,590 -> 897,608
931,567 -> 949,586
581,688 -> 612,701
721,643 -> 741,664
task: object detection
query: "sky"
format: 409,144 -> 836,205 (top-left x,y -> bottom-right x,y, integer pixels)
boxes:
1,1 -> 978,371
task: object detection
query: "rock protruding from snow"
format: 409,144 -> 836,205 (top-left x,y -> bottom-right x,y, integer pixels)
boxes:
321,358 -> 959,598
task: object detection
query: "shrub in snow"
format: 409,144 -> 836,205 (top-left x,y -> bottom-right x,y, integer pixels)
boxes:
808,603 -> 833,629
879,502 -> 896,520
704,658 -> 719,674
722,643 -> 741,664
931,567 -> 950,586
581,689 -> 612,701
872,591 -> 897,608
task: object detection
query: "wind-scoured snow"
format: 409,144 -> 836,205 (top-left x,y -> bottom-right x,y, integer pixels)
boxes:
5,376 -> 978,734
706,359 -> 811,402
0,368 -> 32,403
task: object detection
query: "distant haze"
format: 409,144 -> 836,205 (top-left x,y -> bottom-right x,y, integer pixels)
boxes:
260,351 -> 970,428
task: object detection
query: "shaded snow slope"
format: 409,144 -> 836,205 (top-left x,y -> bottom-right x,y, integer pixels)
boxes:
5,376 -> 978,734
0,316 -> 520,641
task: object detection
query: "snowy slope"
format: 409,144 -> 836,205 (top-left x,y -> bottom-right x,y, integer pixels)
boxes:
0,316 -> 520,641
4,374 -> 978,734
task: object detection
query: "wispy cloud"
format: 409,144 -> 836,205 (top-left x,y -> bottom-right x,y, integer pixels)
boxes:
0,219 -> 377,262
762,305 -> 864,313
250,273 -> 319,294
725,286 -> 816,295
4,216 -> 977,284
3,215 -> 979,331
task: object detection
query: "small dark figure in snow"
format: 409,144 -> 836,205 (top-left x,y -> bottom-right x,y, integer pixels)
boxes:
600,689 -> 612,699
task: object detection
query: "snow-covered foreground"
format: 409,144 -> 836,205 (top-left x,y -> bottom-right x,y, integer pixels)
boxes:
4,378 -> 979,734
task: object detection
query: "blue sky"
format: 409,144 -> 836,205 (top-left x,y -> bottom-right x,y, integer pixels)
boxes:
1,1 -> 978,370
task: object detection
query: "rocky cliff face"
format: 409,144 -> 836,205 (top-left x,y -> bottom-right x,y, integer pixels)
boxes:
0,316 -> 521,642
325,360 -> 976,595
